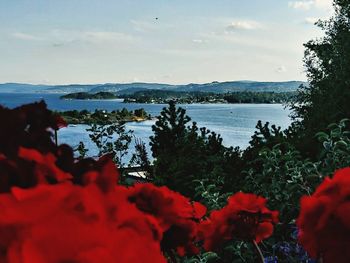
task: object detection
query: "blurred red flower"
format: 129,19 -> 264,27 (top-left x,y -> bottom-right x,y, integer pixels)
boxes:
127,183 -> 207,256
0,183 -> 166,263
198,192 -> 279,251
0,144 -> 166,262
297,167 -> 350,263
0,102 -> 64,157
18,147 -> 73,183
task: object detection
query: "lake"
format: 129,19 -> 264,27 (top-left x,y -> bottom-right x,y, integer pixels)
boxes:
0,93 -> 292,159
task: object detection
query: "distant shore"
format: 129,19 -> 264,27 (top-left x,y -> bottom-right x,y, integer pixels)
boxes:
60,91 -> 296,105
57,108 -> 151,125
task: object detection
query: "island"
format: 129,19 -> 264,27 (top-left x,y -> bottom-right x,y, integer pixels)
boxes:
56,108 -> 151,125
60,92 -> 118,100
59,90 -> 296,104
121,90 -> 296,104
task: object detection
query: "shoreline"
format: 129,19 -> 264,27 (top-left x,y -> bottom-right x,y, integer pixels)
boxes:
57,108 -> 152,125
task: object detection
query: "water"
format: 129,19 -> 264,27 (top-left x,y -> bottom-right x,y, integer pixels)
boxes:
0,93 -> 292,157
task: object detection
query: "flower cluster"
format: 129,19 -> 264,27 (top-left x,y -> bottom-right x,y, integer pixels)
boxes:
0,102 -> 279,262
198,192 -> 279,251
297,168 -> 350,263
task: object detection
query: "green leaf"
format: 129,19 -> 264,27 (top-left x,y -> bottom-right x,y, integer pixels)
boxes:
334,140 -> 348,148
315,131 -> 329,141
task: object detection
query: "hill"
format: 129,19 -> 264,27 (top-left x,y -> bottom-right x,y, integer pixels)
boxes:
0,81 -> 305,94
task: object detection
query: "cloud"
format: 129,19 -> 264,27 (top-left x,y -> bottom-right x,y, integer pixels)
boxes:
130,19 -> 173,33
54,29 -> 138,47
288,0 -> 332,11
131,20 -> 158,32
226,20 -> 262,31
192,39 -> 209,44
304,17 -> 320,24
276,65 -> 287,73
51,42 -> 65,48
314,0 -> 333,10
162,74 -> 172,79
288,1 -> 314,10
11,30 -> 137,47
12,32 -> 43,41
82,31 -> 135,43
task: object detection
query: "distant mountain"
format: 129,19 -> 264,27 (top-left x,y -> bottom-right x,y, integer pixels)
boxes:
90,83 -> 175,93
45,84 -> 97,93
0,83 -> 50,93
173,81 -> 305,93
0,81 -> 306,94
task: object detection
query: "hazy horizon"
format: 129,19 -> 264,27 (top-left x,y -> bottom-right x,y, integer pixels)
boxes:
1,79 -> 306,86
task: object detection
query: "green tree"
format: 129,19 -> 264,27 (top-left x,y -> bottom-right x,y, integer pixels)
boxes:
290,0 -> 350,156
87,122 -> 133,167
150,101 -> 243,199
129,137 -> 151,175
134,108 -> 148,118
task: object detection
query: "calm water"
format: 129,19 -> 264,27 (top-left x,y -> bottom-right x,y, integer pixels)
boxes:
0,93 -> 292,158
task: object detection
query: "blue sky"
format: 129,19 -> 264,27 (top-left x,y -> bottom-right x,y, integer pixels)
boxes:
0,0 -> 333,84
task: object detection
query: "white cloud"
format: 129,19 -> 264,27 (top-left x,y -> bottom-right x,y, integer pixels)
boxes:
82,31 -> 135,43
192,39 -> 209,44
192,39 -> 203,43
314,0 -> 333,10
304,17 -> 320,24
12,32 -> 43,41
226,20 -> 261,31
288,0 -> 332,11
162,74 -> 172,79
288,1 -> 314,10
276,65 -> 287,73
12,30 -> 137,46
130,19 -> 173,33
131,20 -> 158,32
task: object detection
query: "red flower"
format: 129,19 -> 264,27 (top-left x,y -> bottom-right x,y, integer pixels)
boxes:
0,102 -> 65,158
127,183 -> 207,255
54,115 -> 67,129
297,167 -> 350,263
18,147 -> 73,183
0,180 -> 166,263
81,154 -> 120,193
198,192 -> 279,251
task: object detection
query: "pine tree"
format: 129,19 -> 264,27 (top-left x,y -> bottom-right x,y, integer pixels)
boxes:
150,101 -> 244,198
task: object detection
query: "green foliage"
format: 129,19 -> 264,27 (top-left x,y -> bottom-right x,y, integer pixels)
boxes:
193,178 -> 230,210
289,0 -> 350,156
185,241 -> 257,263
237,118 -> 350,262
87,122 -> 133,167
150,101 -> 190,158
183,252 -> 219,263
316,118 -> 350,175
150,101 -> 244,199
122,90 -> 295,104
75,141 -> 89,159
134,108 -> 149,118
58,108 -> 149,125
60,91 -> 118,100
243,144 -> 319,225
217,242 -> 257,263
223,92 -> 295,104
129,137 -> 152,175
243,121 -> 288,164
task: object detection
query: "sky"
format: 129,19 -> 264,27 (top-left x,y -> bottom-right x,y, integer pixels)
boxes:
0,0 -> 334,85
